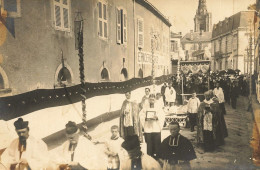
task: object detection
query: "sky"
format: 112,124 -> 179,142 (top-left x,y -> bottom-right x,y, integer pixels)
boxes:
149,0 -> 256,35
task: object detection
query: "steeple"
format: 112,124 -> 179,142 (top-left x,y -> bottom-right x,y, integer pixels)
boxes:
197,0 -> 207,15
194,0 -> 212,32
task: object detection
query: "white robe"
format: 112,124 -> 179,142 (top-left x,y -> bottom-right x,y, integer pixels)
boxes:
139,106 -> 165,133
50,136 -> 107,170
165,87 -> 176,103
0,136 -> 50,170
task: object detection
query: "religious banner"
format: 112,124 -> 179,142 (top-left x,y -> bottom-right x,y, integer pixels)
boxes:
180,60 -> 210,74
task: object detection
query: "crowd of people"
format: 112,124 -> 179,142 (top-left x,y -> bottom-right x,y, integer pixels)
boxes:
0,73 -> 250,169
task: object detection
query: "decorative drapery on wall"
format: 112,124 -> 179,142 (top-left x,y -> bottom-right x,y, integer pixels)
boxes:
0,75 -> 172,121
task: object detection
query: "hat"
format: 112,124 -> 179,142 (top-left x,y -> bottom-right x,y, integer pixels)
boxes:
14,118 -> 28,130
65,121 -> 79,134
121,135 -> 140,151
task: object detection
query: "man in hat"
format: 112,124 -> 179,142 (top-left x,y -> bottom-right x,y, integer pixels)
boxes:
51,121 -> 107,170
119,91 -> 143,142
139,94 -> 165,159
120,135 -> 161,170
0,118 -> 50,170
230,80 -> 240,109
187,91 -> 200,132
157,122 -> 196,170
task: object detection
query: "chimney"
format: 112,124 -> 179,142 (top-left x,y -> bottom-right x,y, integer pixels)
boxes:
190,30 -> 194,40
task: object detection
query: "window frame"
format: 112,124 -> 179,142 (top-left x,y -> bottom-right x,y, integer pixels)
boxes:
137,17 -> 144,49
98,1 -> 108,40
1,0 -> 21,18
116,7 -> 127,45
53,0 -> 71,32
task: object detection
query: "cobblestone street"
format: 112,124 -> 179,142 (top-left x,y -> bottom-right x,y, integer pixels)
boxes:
180,96 -> 259,170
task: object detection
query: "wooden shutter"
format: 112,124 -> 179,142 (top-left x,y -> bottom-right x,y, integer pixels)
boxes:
116,8 -> 121,44
55,5 -> 61,27
103,4 -> 107,38
137,18 -> 144,48
123,12 -> 127,43
98,2 -> 103,37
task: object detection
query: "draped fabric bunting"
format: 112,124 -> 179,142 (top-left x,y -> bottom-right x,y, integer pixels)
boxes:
0,75 -> 172,121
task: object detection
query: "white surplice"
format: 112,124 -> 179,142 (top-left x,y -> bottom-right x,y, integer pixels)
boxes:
0,136 -> 50,170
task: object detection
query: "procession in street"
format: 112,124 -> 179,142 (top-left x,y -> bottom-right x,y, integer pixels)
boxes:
1,0 -> 260,169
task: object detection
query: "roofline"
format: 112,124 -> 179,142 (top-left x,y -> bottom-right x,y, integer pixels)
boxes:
135,0 -> 172,27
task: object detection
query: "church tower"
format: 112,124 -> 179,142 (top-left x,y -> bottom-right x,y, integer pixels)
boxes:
194,0 -> 212,32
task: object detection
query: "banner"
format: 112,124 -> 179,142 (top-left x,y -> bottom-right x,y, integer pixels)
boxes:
137,51 -> 167,65
180,60 -> 210,74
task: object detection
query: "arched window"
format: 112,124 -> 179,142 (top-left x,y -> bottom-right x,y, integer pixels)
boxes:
0,74 -> 4,89
57,67 -> 72,85
101,68 -> 109,80
138,68 -> 143,78
121,68 -> 128,80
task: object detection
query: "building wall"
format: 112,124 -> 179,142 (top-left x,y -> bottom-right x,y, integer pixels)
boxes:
135,3 -> 171,77
0,0 -> 171,96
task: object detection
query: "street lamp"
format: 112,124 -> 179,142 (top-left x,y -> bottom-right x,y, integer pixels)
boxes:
74,12 -> 90,139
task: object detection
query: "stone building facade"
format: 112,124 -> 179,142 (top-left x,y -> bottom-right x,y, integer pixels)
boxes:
211,11 -> 255,73
0,0 -> 171,96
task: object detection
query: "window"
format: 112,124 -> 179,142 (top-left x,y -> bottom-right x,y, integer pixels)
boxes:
57,67 -> 72,86
98,1 -> 108,39
101,68 -> 109,80
120,68 -> 128,81
137,18 -> 144,49
138,68 -> 143,78
171,41 -> 178,52
116,8 -> 127,44
53,0 -> 70,31
1,0 -> 21,17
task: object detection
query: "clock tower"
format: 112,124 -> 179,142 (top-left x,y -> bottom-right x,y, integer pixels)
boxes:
194,0 -> 212,32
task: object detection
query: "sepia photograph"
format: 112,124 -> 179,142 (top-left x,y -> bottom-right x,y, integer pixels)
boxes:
0,0 -> 260,169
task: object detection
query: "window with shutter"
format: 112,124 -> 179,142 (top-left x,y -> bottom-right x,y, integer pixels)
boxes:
98,1 -> 108,39
123,12 -> 127,43
116,7 -> 127,45
137,18 -> 144,49
116,8 -> 121,44
53,0 -> 70,31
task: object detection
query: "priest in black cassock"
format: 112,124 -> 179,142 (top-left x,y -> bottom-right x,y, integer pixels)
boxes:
157,122 -> 196,170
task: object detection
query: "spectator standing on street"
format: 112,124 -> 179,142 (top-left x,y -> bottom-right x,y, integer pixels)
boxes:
119,91 -> 143,142
161,82 -> 167,106
187,91 -> 200,132
165,82 -> 176,107
213,82 -> 226,115
230,81 -> 240,109
157,122 -> 197,170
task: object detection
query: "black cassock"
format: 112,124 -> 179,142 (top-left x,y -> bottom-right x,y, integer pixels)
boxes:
157,135 -> 196,162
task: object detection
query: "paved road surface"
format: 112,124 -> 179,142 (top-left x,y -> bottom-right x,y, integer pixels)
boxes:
48,96 -> 260,169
